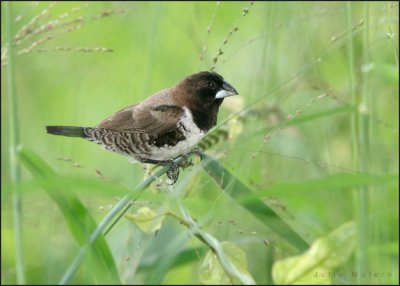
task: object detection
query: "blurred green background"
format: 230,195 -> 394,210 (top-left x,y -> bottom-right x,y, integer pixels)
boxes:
1,1 -> 398,285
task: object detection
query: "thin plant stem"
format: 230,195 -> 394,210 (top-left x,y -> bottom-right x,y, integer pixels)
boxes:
384,2 -> 399,68
345,2 -> 358,165
358,0 -> 371,280
176,199 -> 256,285
346,2 -> 368,283
4,2 -> 25,284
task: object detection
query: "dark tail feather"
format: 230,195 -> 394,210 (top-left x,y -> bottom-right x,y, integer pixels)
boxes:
46,126 -> 87,138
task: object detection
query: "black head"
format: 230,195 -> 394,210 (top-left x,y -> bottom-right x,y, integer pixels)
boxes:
175,71 -> 238,106
174,71 -> 238,131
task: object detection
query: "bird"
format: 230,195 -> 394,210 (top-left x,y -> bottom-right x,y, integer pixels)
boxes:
46,71 -> 238,183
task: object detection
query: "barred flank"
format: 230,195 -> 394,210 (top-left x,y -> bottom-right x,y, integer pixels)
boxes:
45,126 -> 154,159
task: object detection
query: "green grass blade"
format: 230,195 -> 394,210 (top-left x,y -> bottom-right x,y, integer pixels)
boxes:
201,153 -> 310,251
346,3 -> 370,283
4,2 -> 25,283
17,147 -> 121,284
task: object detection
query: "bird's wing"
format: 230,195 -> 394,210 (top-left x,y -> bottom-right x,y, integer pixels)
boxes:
96,103 -> 184,136
96,104 -> 138,129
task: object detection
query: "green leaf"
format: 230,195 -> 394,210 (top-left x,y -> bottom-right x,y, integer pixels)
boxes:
201,153 -> 309,251
125,207 -> 165,233
199,241 -> 254,285
17,147 -> 120,284
272,222 -> 355,285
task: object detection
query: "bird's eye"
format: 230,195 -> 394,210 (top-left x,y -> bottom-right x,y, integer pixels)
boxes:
208,82 -> 216,89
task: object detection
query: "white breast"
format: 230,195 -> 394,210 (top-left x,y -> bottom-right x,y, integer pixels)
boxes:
147,107 -> 205,161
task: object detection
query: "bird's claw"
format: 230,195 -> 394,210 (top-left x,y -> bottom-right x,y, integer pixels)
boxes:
151,149 -> 204,184
166,161 -> 179,184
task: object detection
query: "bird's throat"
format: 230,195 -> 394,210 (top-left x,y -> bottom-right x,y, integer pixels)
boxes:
190,107 -> 219,132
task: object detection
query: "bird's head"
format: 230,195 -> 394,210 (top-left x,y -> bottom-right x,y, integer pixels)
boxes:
174,71 -> 238,109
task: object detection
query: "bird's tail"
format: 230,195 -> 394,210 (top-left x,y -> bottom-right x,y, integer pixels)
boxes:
46,126 -> 88,138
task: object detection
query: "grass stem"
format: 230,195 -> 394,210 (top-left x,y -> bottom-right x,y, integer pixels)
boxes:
4,2 -> 25,284
357,1 -> 371,281
346,2 -> 369,283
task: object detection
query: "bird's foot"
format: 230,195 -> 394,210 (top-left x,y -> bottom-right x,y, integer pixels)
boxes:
143,150 -> 203,184
165,160 -> 179,185
166,150 -> 203,183
142,159 -> 178,184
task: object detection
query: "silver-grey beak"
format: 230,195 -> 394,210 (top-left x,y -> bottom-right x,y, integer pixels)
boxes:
215,80 -> 239,99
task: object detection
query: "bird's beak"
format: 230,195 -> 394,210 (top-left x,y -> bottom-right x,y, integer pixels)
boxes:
215,80 -> 239,99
